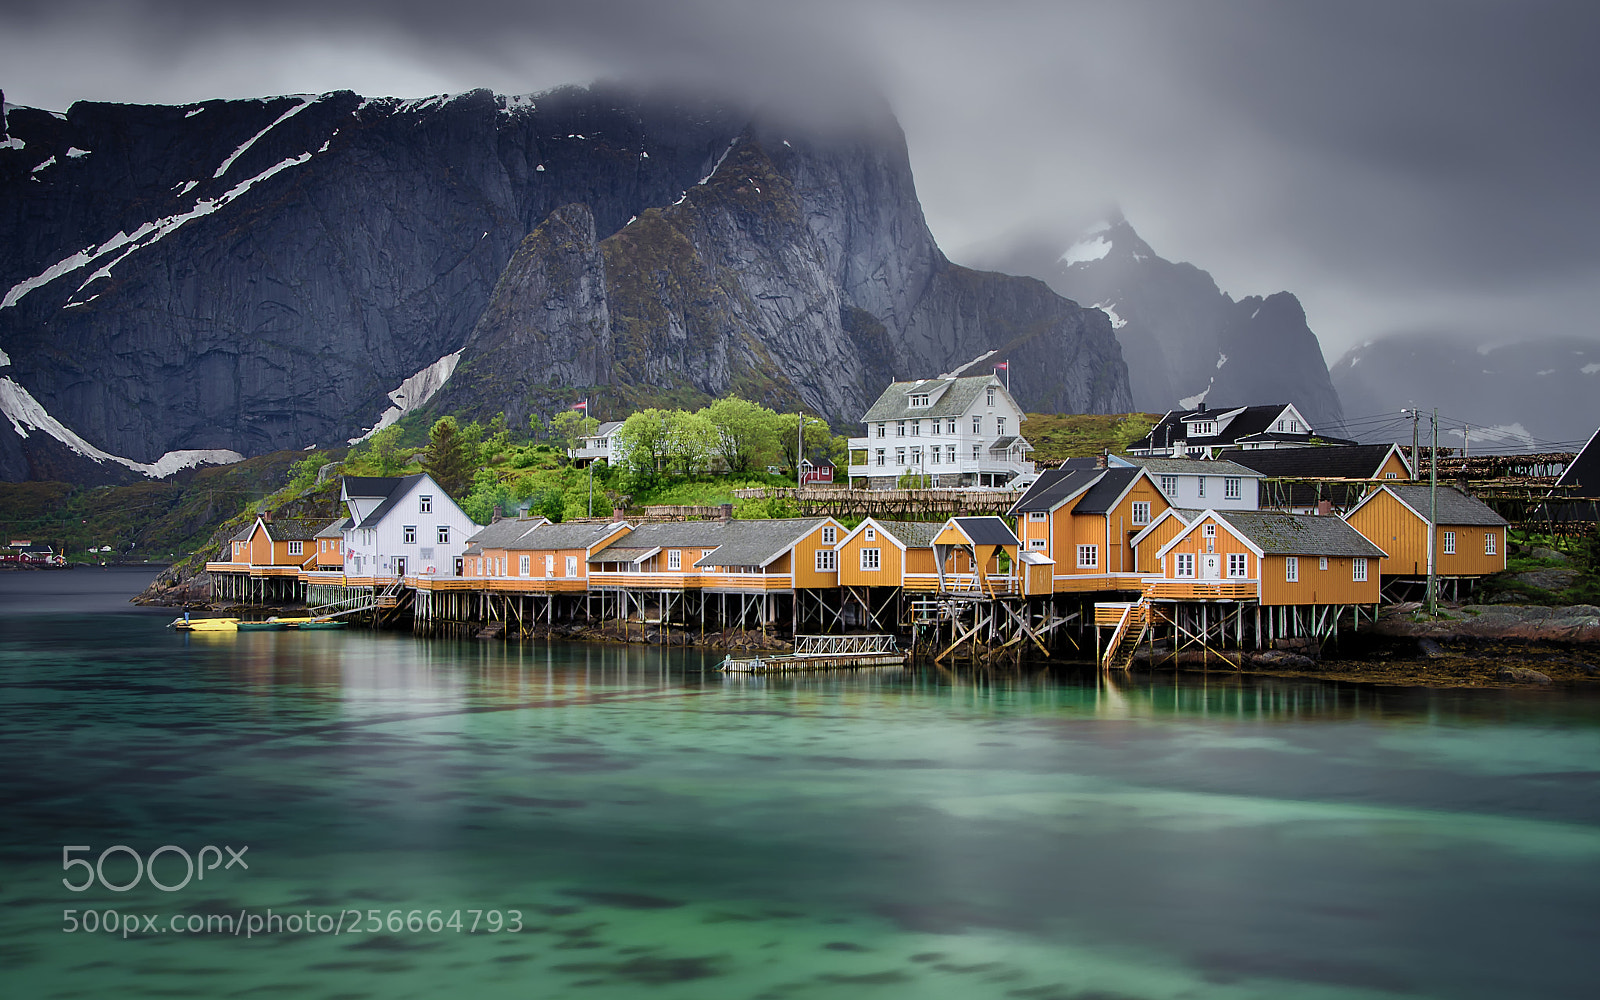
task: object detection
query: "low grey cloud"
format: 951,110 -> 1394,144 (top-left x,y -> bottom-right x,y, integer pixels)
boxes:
4,0 -> 1598,357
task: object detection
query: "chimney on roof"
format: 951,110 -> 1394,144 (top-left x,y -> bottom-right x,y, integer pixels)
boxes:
613,506 -> 626,521
1316,500 -> 1333,516
261,509 -> 273,523
492,504 -> 503,522
720,503 -> 734,522
518,501 -> 532,518
1196,403 -> 1208,413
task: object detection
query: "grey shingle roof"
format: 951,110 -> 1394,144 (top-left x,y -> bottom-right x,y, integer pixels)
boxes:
693,518 -> 829,568
1382,485 -> 1509,527
1072,468 -> 1142,514
230,523 -> 256,542
263,517 -> 331,542
1117,456 -> 1261,477
860,375 -> 1010,423
463,518 -> 548,554
1214,510 -> 1387,558
316,517 -> 351,539
1009,469 -> 1102,513
512,522 -> 631,552
871,520 -> 942,548
589,520 -> 730,562
950,516 -> 1019,547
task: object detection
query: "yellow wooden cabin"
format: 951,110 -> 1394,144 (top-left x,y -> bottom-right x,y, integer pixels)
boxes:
834,518 -> 943,590
1343,484 -> 1508,581
1146,509 -> 1386,606
692,518 -> 845,593
209,515 -> 324,574
460,517 -> 552,584
1010,466 -> 1173,594
314,518 -> 349,571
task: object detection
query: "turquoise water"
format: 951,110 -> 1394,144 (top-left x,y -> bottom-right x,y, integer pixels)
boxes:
4,570 -> 1600,998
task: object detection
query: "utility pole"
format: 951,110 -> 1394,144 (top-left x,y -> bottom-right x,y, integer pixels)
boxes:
797,411 -> 804,492
1408,408 -> 1420,477
1427,407 -> 1439,616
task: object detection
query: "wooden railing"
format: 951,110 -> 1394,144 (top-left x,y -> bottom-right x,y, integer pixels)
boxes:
1143,580 -> 1259,601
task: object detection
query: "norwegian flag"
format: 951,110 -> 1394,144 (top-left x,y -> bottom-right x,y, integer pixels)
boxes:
994,361 -> 1008,370
571,399 -> 588,411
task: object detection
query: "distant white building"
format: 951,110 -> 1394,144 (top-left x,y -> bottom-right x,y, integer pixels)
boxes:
848,374 -> 1034,488
1107,455 -> 1263,511
340,474 -> 479,580
1127,403 -> 1353,458
571,420 -> 624,467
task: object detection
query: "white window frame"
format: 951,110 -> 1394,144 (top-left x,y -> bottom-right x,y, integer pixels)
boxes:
876,423 -> 886,438
1197,477 -> 1207,498
419,495 -> 432,513
864,527 -> 876,541
875,449 -> 885,466
1028,538 -> 1047,550
997,416 -> 1007,435
821,526 -> 836,545
1076,544 -> 1098,569
1028,511 -> 1047,521
860,547 -> 881,571
947,444 -> 957,464
987,386 -> 996,406
947,419 -> 957,434
566,556 -> 578,577
437,525 -> 450,545
287,540 -> 303,556
667,549 -> 681,570
1224,477 -> 1241,500
814,549 -> 837,572
1285,556 -> 1299,582
403,525 -> 417,545
1353,557 -> 1368,582
1131,501 -> 1150,526
1227,553 -> 1247,578
896,420 -> 906,436
909,393 -> 930,407
1160,475 -> 1177,496
1175,553 -> 1195,578
1442,530 -> 1456,554
1485,531 -> 1497,555
518,554 -> 530,576
972,416 -> 982,434
973,444 -> 982,461
1319,556 -> 1328,570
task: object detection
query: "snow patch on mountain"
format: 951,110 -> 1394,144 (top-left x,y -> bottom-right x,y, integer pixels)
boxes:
1583,363 -> 1600,375
1178,380 -> 1214,409
66,147 -> 90,159
214,95 -> 316,179
3,151 -> 316,310
1092,302 -> 1127,329
348,349 -> 463,444
1216,352 -> 1228,370
1061,235 -> 1111,266
0,377 -> 242,476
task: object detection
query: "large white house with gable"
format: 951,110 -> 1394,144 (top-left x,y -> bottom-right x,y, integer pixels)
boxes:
340,474 -> 480,580
848,374 -> 1034,488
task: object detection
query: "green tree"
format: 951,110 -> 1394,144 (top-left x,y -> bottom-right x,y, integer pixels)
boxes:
420,417 -> 476,497
355,425 -> 410,476
701,397 -> 781,474
776,413 -> 834,473
665,410 -> 716,477
549,409 -> 599,460
616,409 -> 675,483
1112,413 -> 1154,453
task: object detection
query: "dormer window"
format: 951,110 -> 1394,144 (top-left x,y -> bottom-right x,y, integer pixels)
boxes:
909,393 -> 930,407
1191,421 -> 1215,436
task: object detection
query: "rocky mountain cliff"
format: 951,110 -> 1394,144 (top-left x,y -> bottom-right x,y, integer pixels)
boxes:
967,216 -> 1345,432
0,86 -> 1130,482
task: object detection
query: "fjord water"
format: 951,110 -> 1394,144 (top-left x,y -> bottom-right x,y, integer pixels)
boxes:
4,570 -> 1599,999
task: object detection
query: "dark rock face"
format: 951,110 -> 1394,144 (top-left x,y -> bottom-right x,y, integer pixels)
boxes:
1,86 -> 1131,481
968,216 -> 1345,431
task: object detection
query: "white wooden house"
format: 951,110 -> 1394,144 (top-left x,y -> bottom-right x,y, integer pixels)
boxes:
339,474 -> 480,581
571,421 -> 625,467
847,375 -> 1034,488
1127,403 -> 1352,458
1107,456 -> 1262,511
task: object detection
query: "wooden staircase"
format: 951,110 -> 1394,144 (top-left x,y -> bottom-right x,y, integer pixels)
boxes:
1101,597 -> 1151,672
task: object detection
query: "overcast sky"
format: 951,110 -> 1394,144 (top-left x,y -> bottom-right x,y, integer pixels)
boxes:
4,0 -> 1597,360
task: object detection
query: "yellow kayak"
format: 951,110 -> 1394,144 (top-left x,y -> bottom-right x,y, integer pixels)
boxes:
171,617 -> 240,632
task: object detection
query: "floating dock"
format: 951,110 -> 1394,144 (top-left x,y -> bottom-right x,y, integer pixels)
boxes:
719,634 -> 905,673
